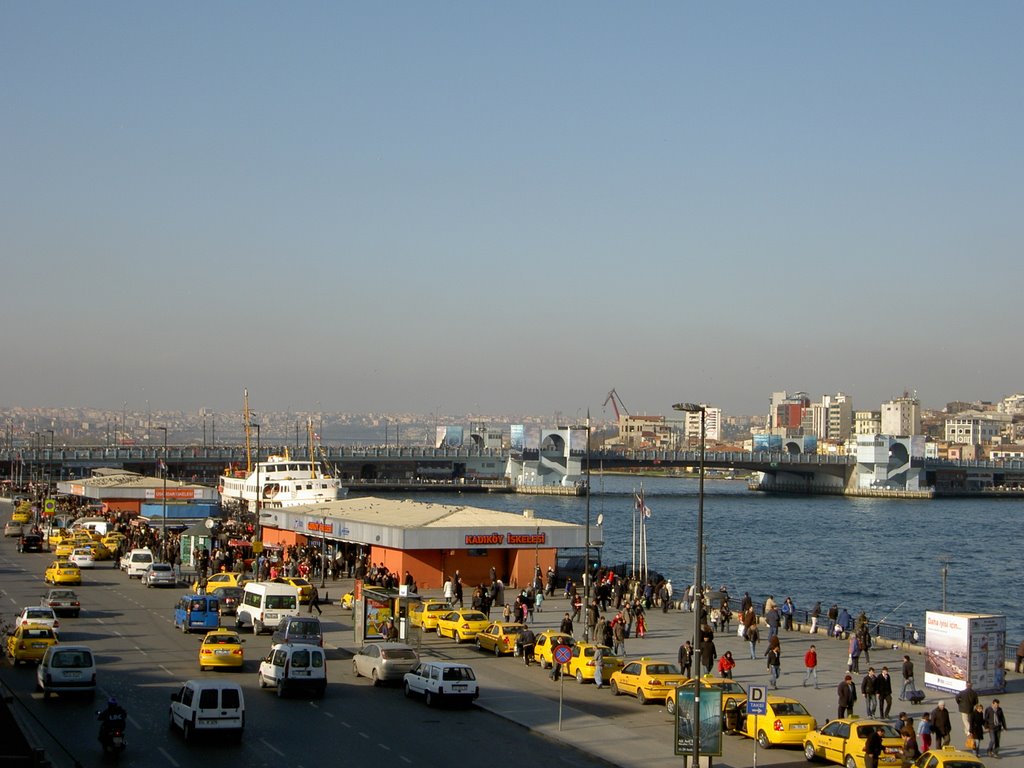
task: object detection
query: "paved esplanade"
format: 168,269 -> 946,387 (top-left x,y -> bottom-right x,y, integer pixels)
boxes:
329,584 -> 1023,768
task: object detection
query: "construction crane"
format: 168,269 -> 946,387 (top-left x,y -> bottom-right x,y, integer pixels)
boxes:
603,389 -> 630,422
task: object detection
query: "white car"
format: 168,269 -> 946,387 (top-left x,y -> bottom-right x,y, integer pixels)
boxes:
403,661 -> 479,707
67,548 -> 96,569
16,606 -> 60,632
169,680 -> 245,742
142,562 -> 178,587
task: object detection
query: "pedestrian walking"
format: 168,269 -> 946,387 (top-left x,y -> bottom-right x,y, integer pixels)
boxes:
984,698 -> 1007,758
837,674 -> 858,719
308,585 -> 323,615
930,701 -> 952,747
809,601 -> 821,635
900,655 -> 915,701
594,645 -> 606,688
765,639 -> 781,689
700,636 -> 717,676
877,667 -> 894,718
916,712 -> 932,753
848,633 -> 862,673
519,626 -> 536,666
747,623 -> 760,660
717,650 -> 736,679
678,640 -> 694,679
803,644 -> 819,688
956,681 -> 980,739
968,703 -> 985,757
862,668 -> 879,717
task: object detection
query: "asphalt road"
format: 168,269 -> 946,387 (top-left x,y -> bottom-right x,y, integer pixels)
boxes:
0,503 -> 608,768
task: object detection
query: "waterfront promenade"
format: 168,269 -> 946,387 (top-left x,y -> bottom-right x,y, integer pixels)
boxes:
325,584 -> 1023,768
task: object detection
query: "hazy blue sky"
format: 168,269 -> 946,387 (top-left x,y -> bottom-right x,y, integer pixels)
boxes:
4,3 -> 1022,419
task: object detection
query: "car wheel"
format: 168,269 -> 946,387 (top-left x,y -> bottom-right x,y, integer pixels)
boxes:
404,682 -> 413,698
757,730 -> 771,749
181,622 -> 188,634
425,690 -> 434,707
352,660 -> 360,678
168,710 -> 175,730
371,669 -> 380,687
610,680 -> 621,696
575,669 -> 584,684
494,643 -> 501,657
276,681 -> 286,698
637,688 -> 647,704
254,620 -> 263,635
182,721 -> 193,743
541,658 -> 550,670
844,757 -> 856,768
258,673 -> 267,689
42,689 -> 51,700
665,696 -> 676,716
803,742 -> 817,762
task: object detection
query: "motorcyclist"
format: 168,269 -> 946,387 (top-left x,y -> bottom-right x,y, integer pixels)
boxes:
97,697 -> 127,747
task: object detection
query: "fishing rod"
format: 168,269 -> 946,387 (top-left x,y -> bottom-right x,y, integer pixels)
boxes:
871,599 -> 908,632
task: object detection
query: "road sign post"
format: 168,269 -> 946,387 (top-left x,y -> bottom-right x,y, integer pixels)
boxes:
746,685 -> 768,768
554,644 -> 572,731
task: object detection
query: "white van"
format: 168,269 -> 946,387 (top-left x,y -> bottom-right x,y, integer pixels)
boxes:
258,643 -> 327,698
169,679 -> 245,743
37,645 -> 97,699
121,548 -> 155,578
71,516 -> 112,537
235,582 -> 300,634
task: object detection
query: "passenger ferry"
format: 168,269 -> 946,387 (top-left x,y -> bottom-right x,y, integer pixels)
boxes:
219,389 -> 346,512
218,450 -> 346,512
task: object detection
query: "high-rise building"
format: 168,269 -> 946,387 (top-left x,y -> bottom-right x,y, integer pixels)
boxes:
681,405 -> 722,443
880,393 -> 921,437
827,393 -> 853,440
855,410 -> 882,436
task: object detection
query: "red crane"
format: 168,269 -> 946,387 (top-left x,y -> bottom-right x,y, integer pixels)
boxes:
603,389 -> 630,421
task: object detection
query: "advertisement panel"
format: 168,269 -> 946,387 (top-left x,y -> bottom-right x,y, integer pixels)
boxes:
674,682 -> 723,757
435,426 -> 465,448
510,424 -> 525,452
925,611 -> 1006,694
752,434 -> 783,452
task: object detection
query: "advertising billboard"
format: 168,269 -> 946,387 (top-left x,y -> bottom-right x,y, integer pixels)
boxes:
510,424 -> 525,452
924,611 -> 1006,694
674,682 -> 723,757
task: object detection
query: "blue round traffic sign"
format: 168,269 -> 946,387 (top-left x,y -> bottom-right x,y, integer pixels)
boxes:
553,644 -> 572,665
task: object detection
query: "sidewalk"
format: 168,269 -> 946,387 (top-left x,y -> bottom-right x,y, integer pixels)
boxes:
325,584 -> 1024,768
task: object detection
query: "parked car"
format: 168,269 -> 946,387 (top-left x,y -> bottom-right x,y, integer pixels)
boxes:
435,609 -> 489,643
475,622 -> 526,656
737,695 -> 817,747
403,661 -> 479,707
7,623 -> 59,665
169,679 -> 245,742
666,677 -> 748,717
409,599 -> 451,630
37,645 -> 97,699
352,642 -> 420,685
609,658 -> 688,703
5,521 -> 26,537
193,571 -> 247,592
565,642 -> 624,684
198,629 -> 246,671
269,576 -> 313,604
533,630 -> 576,669
802,718 -> 904,768
142,562 -> 178,587
41,589 -> 81,618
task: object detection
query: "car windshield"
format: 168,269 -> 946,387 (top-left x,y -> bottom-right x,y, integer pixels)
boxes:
461,612 -> 487,621
206,634 -> 238,645
856,724 -> 901,739
647,664 -> 682,675
382,648 -> 418,659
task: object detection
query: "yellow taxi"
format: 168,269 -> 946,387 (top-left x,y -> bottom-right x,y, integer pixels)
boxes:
6,624 -> 59,665
410,599 -> 452,630
54,540 -> 79,558
102,532 -> 126,550
193,572 -> 247,592
738,695 -> 817,748
565,642 -> 624,684
911,746 -> 987,768
84,540 -> 112,560
12,506 -> 32,524
803,718 -> 904,768
44,560 -> 82,585
665,677 -> 748,717
533,630 -> 576,669
436,609 -> 490,643
197,628 -> 246,670
269,576 -> 313,603
475,622 -> 526,656
609,658 -> 688,703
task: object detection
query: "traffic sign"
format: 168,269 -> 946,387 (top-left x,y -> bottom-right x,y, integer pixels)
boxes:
747,684 -> 768,715
553,644 -> 572,665
43,498 -> 56,517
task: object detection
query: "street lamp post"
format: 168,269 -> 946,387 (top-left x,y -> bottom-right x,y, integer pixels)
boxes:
673,402 -> 706,768
156,427 -> 167,561
583,412 -> 592,642
46,429 -> 54,493
252,423 -> 261,553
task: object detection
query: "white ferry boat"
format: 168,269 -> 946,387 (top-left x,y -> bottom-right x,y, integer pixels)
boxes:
219,451 -> 346,512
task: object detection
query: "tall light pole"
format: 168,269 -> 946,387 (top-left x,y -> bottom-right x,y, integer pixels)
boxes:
156,427 -> 167,561
673,402 -> 706,768
583,411 -> 592,642
252,422 -> 261,551
46,429 -> 54,493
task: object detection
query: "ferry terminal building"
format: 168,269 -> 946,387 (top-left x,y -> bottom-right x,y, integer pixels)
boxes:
258,497 -> 597,591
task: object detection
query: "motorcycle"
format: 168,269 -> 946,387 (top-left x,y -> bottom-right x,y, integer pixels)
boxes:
97,714 -> 127,756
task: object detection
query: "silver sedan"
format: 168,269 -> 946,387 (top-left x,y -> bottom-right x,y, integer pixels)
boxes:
352,642 -> 420,685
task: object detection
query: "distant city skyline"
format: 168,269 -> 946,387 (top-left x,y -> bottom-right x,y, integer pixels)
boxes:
4,5 -> 1023,415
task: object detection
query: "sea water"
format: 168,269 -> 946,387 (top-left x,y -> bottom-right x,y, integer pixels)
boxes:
375,475 -> 1024,646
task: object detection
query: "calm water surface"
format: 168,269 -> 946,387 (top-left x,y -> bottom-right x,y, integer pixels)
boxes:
375,475 -> 1023,644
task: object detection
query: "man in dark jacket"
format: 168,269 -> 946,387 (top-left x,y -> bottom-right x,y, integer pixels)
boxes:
930,701 -> 952,747
678,640 -> 694,678
861,668 -> 879,717
984,699 -> 1008,758
837,674 -> 857,719
519,627 -> 536,666
876,667 -> 894,718
900,655 -> 915,701
955,681 -> 979,740
864,725 -> 884,768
